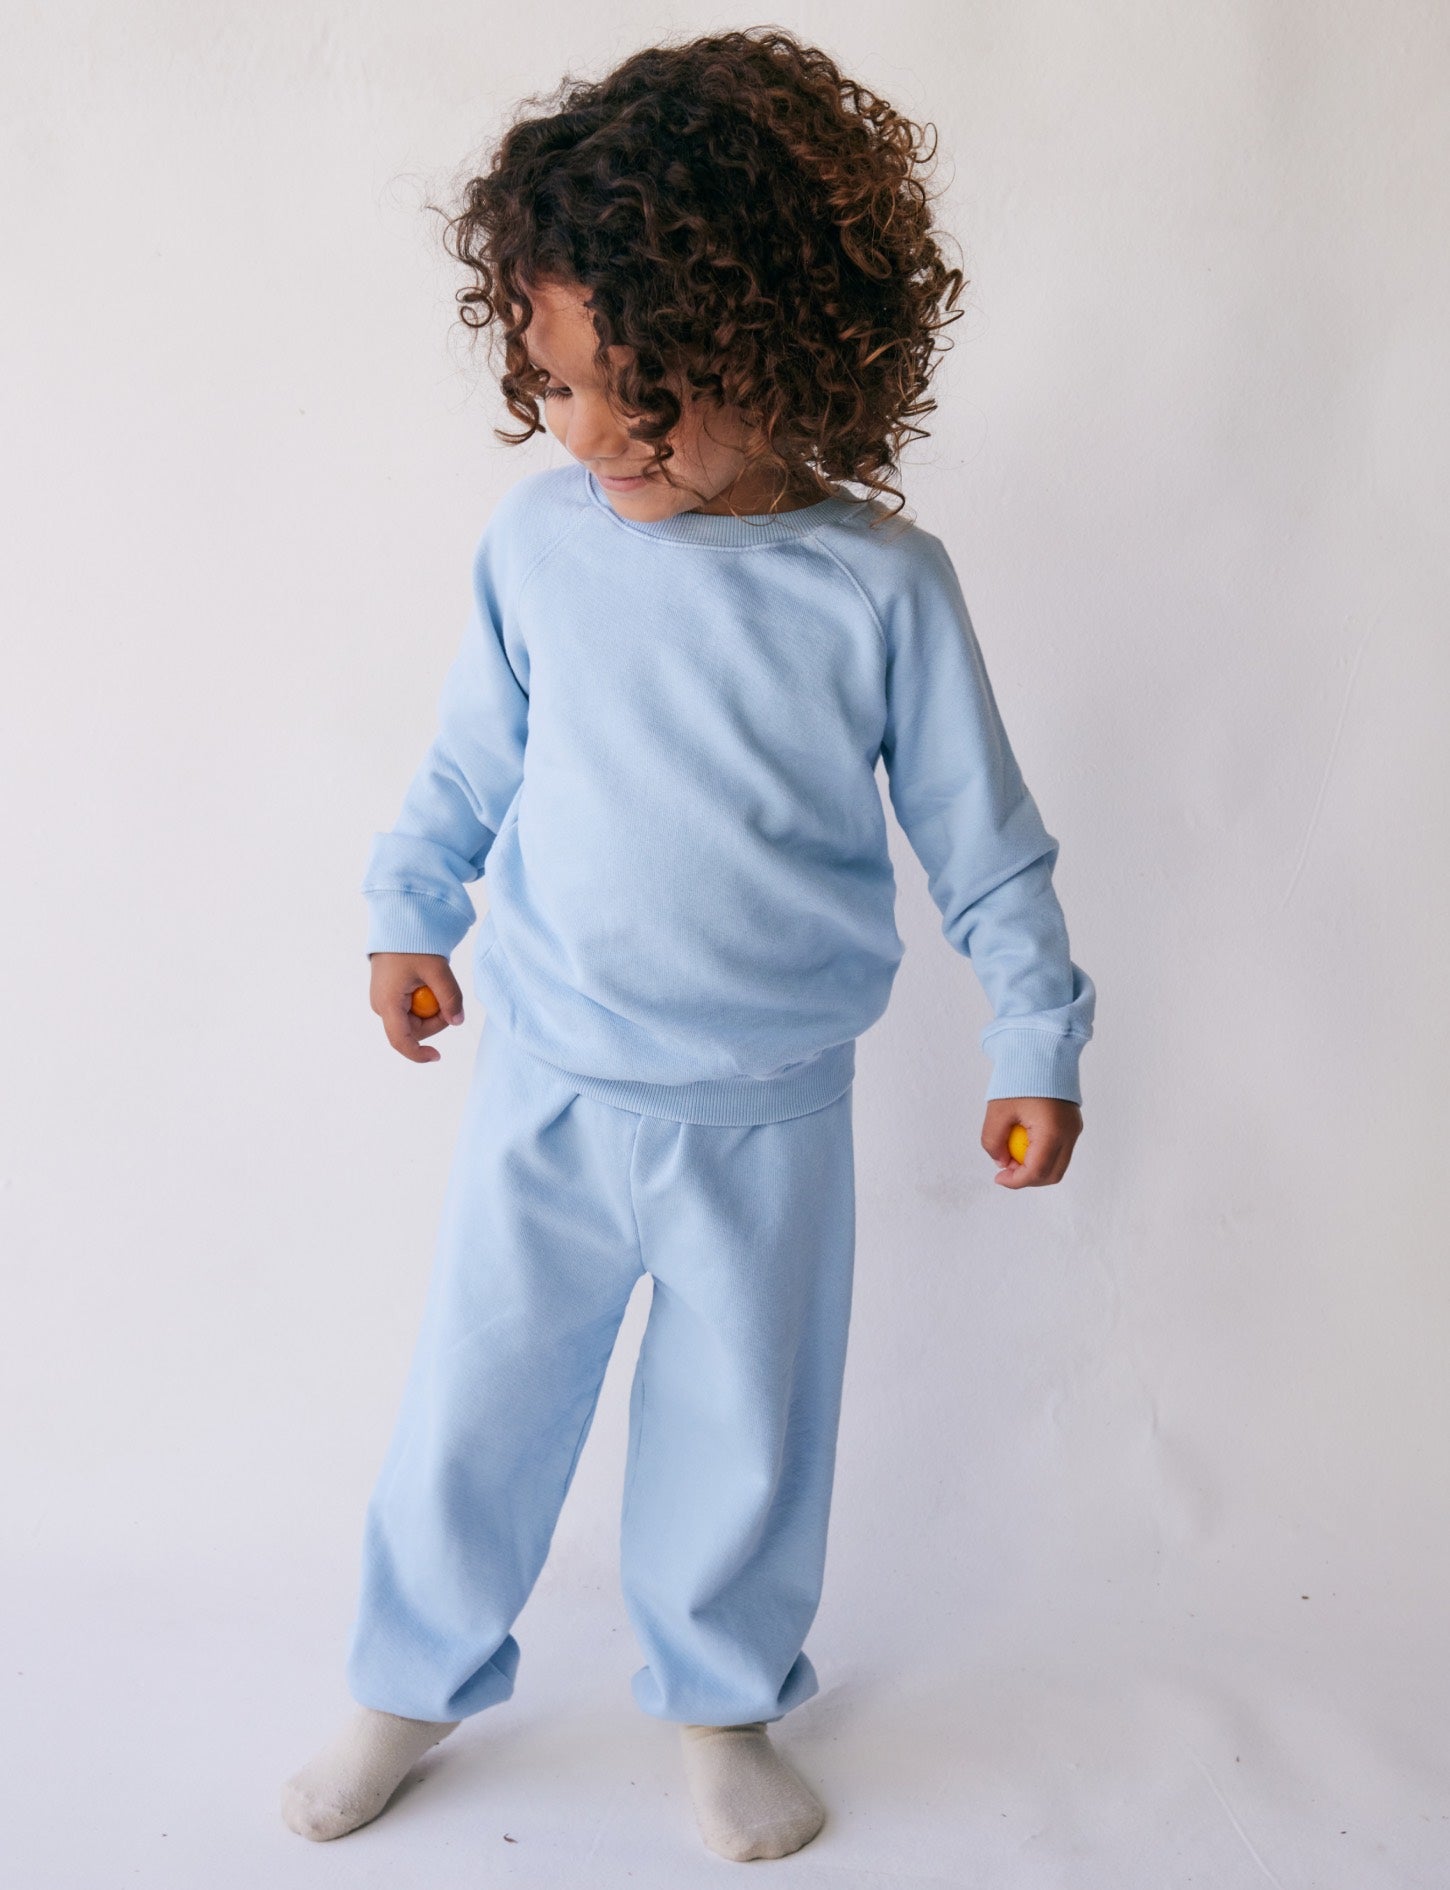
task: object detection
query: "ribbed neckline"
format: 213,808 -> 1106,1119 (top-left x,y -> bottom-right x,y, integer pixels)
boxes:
584,465 -> 865,546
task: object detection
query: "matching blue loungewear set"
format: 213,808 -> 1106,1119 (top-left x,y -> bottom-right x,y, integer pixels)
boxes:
344,464 -> 1095,1727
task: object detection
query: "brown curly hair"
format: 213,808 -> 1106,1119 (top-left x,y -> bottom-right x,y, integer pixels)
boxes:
431,27 -> 967,522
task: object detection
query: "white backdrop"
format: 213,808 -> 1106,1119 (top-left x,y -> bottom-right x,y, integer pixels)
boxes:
3,4 -> 1447,1885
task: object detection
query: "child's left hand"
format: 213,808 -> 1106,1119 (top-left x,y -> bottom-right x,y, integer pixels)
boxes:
982,1097 -> 1083,1188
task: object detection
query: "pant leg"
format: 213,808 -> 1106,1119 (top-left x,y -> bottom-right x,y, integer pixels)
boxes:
619,1085 -> 856,1726
345,1017 -> 645,1722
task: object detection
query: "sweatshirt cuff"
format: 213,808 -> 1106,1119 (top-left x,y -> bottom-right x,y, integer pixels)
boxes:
981,1027 -> 1087,1105
363,888 -> 474,959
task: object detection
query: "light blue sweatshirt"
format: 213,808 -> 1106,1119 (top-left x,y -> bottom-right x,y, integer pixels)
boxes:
362,463 -> 1095,1125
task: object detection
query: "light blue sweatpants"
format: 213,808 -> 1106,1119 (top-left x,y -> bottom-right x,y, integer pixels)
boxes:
344,1015 -> 857,1727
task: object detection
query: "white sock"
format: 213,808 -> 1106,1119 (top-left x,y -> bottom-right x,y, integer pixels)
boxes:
678,1720 -> 826,1861
281,1705 -> 460,1841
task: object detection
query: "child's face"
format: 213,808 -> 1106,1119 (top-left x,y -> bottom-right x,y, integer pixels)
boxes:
517,277 -> 790,518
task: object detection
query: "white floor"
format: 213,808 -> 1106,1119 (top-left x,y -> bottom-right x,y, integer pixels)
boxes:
7,1552 -> 1445,1889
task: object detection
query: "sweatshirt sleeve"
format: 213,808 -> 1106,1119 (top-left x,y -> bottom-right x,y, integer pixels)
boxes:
879,532 -> 1095,1104
360,517 -> 530,959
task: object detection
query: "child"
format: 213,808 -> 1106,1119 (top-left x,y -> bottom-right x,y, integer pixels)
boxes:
282,27 -> 1094,1864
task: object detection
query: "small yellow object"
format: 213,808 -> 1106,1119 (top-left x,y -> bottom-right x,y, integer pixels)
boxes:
1007,1123 -> 1030,1164
409,984 -> 440,1018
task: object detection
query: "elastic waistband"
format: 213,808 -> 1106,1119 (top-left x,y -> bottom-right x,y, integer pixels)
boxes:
515,1035 -> 856,1126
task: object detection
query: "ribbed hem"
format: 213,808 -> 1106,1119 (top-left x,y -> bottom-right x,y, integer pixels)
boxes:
981,1027 -> 1088,1105
363,888 -> 473,958
521,1036 -> 857,1125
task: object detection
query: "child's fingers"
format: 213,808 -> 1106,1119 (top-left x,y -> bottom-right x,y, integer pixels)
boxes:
366,953 -> 461,1062
426,964 -> 466,1026
402,970 -> 464,1030
404,991 -> 450,1036
980,1119 -> 1014,1164
382,992 -> 447,1062
992,1131 -> 1060,1188
984,1099 -> 1083,1189
385,1015 -> 442,1062
1045,1139 -> 1075,1184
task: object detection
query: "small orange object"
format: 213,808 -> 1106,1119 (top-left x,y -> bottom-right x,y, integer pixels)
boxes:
1007,1123 -> 1030,1164
409,984 -> 440,1018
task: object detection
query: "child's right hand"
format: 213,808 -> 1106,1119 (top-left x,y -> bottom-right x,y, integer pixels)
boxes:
368,952 -> 466,1063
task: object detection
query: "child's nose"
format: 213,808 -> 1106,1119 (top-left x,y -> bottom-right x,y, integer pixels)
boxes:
566,404 -> 635,464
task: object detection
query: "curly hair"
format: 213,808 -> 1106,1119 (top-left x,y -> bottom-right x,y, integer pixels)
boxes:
431,27 -> 967,523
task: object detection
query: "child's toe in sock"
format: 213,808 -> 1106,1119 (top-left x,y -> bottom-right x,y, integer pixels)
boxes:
281,1706 -> 460,1841
679,1720 -> 826,1861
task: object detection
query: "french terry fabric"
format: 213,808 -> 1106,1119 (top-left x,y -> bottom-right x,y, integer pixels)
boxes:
344,1011 -> 858,1726
361,462 -> 1095,1125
